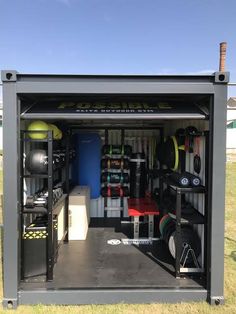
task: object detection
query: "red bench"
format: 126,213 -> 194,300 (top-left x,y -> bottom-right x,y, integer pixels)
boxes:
128,198 -> 160,239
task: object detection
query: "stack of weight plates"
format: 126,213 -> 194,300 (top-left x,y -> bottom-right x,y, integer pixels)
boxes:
159,214 -> 201,265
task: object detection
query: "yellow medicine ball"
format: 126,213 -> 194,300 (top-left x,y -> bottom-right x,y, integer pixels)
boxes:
48,123 -> 61,140
28,121 -> 49,139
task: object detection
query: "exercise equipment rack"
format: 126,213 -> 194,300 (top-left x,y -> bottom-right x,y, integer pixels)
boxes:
20,130 -> 70,281
159,174 -> 207,277
103,129 -> 129,218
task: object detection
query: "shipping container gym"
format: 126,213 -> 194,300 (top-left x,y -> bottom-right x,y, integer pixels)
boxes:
1,69 -> 229,308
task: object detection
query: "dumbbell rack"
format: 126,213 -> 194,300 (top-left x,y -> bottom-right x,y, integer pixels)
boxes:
20,130 -> 70,281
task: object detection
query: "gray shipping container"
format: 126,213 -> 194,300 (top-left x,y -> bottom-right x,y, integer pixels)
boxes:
1,70 -> 229,308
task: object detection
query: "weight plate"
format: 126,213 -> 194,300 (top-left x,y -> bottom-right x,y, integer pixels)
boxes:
159,214 -> 170,236
162,136 -> 179,171
170,136 -> 179,171
161,215 -> 173,237
168,231 -> 176,258
168,226 -> 201,265
163,221 -> 176,243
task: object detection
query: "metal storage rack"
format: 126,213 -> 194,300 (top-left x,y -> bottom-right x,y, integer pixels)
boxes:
163,179 -> 206,277
158,131 -> 208,278
20,130 -> 70,281
103,129 -> 127,218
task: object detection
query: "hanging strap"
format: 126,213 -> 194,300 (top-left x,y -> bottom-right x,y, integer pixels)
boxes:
195,136 -> 201,156
185,136 -> 189,153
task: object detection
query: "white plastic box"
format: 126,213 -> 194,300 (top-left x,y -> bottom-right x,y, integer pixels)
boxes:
68,186 -> 90,240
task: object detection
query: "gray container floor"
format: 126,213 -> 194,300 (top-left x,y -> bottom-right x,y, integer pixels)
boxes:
20,218 -> 205,290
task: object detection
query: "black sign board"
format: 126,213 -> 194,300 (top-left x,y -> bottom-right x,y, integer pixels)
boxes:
24,101 -> 206,116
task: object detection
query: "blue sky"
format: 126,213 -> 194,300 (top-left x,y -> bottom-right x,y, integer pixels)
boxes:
0,0 -> 236,97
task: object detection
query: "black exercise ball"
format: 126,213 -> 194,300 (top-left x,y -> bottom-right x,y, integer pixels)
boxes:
25,149 -> 48,174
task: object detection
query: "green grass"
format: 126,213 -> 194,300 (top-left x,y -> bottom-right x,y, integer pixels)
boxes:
0,164 -> 235,313
0,170 -> 2,225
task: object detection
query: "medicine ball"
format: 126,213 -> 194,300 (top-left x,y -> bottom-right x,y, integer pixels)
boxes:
48,123 -> 62,140
25,149 -> 48,174
27,121 -> 49,140
55,129 -> 62,140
